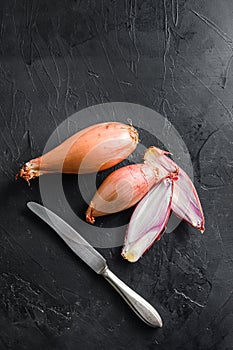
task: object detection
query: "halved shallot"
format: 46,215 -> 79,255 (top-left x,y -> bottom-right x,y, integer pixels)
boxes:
86,163 -> 159,224
122,174 -> 176,263
144,146 -> 205,232
17,122 -> 139,183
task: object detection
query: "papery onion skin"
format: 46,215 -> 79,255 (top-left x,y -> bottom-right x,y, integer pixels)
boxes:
122,176 -> 174,263
144,146 -> 205,232
17,122 -> 139,183
86,163 -> 159,224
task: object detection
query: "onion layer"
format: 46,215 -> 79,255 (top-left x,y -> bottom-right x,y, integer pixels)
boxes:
122,175 -> 174,262
144,146 -> 205,232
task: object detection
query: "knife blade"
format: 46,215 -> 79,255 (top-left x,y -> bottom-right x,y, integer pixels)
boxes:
27,201 -> 163,328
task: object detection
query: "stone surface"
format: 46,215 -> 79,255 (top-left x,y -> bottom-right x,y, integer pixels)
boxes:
0,0 -> 233,349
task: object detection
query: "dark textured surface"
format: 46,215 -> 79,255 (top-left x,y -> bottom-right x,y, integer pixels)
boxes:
0,1 -> 233,349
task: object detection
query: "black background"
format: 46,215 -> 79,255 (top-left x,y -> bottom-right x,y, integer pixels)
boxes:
1,1 -> 233,349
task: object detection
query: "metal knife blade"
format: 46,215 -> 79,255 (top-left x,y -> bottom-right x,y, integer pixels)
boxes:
27,201 -> 163,328
27,202 -> 107,274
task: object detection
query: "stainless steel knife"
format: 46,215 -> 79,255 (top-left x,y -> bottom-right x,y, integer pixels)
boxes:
27,201 -> 163,328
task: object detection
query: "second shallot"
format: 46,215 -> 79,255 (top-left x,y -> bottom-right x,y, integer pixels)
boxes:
86,163 -> 159,224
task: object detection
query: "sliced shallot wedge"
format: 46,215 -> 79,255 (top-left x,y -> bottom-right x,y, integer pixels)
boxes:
144,146 -> 205,232
122,175 -> 174,263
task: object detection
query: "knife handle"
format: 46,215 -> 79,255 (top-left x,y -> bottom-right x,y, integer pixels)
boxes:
101,266 -> 163,328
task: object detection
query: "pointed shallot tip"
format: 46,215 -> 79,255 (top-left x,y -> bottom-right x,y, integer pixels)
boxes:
200,225 -> 205,234
127,118 -> 133,126
164,150 -> 173,156
191,220 -> 205,233
128,125 -> 139,144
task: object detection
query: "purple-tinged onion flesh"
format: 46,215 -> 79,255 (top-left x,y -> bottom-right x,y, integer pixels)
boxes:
144,146 -> 205,232
122,176 -> 174,262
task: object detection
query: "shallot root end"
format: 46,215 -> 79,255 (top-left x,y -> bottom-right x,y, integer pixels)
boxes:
86,204 -> 96,224
17,162 -> 40,184
121,250 -> 138,263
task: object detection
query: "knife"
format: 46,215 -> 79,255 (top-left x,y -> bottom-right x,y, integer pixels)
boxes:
27,202 -> 163,328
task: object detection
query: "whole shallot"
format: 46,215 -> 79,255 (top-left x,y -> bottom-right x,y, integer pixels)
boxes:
86,163 -> 159,224
17,122 -> 138,183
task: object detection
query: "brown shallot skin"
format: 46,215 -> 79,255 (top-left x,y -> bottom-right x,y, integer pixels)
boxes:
17,122 -> 139,183
86,163 -> 159,224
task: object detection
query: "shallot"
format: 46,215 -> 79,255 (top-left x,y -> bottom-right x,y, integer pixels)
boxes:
86,163 -> 159,224
17,122 -> 138,183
